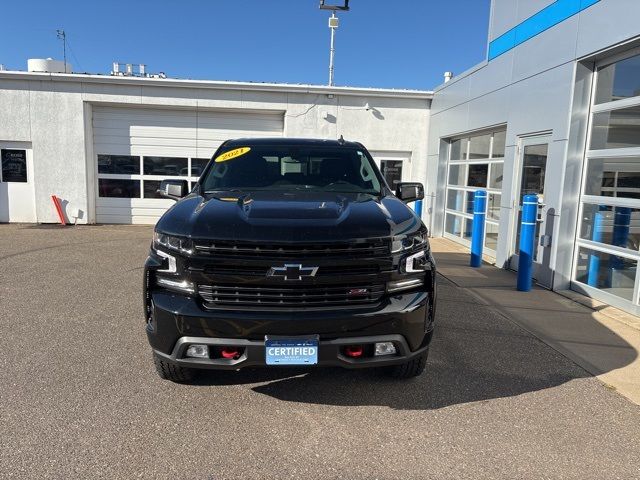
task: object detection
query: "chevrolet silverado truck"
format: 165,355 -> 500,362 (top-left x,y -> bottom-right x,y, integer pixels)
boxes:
144,138 -> 436,382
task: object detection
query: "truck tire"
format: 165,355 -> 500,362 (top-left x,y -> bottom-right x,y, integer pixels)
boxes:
153,353 -> 196,383
386,348 -> 429,379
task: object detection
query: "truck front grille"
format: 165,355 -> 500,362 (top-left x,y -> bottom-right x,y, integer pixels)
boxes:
194,239 -> 390,259
192,264 -> 380,277
198,283 -> 385,309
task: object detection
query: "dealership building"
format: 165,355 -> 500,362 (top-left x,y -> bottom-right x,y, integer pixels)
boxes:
2,0 -> 640,314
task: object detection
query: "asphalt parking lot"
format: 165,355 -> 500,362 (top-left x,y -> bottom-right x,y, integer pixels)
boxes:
1,224 -> 639,479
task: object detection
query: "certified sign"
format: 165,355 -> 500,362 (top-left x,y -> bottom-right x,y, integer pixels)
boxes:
265,336 -> 319,365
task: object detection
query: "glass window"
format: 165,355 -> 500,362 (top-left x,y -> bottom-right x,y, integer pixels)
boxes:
467,164 -> 488,187
98,179 -> 140,198
521,144 -> 548,196
575,247 -> 637,301
591,106 -> 640,150
485,223 -> 499,251
97,155 -> 140,175
380,160 -> 403,187
143,157 -> 188,176
463,218 -> 473,240
489,162 -> 504,189
446,129 -> 506,256
450,139 -> 467,161
1,149 -> 28,183
191,158 -> 209,177
492,131 -> 506,158
448,164 -> 466,186
595,54 -> 640,104
487,193 -> 501,221
618,172 -> 640,189
465,191 -> 476,214
584,157 -> 640,199
445,213 -> 463,237
580,204 -> 640,251
468,134 -> 491,159
446,189 -> 465,211
143,180 -> 164,199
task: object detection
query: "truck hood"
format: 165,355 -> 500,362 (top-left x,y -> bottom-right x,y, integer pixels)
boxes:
155,191 -> 423,242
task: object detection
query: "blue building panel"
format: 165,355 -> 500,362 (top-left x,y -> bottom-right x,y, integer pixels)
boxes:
488,0 -> 601,60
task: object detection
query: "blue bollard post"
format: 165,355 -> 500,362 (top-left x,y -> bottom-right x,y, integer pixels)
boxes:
470,190 -> 487,268
517,194 -> 538,291
414,199 -> 423,218
612,206 -> 631,249
587,207 -> 605,287
608,206 -> 631,287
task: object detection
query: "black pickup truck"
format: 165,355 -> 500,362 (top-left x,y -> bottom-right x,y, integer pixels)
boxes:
144,138 -> 436,382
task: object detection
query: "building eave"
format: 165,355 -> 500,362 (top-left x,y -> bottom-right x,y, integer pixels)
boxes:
0,70 -> 433,100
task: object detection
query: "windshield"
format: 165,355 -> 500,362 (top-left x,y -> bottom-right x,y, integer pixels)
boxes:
201,145 -> 383,194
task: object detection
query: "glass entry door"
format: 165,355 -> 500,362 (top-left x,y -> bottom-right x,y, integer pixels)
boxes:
509,135 -> 554,288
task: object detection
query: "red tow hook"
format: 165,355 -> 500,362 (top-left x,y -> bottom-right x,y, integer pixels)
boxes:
220,348 -> 240,359
344,345 -> 364,358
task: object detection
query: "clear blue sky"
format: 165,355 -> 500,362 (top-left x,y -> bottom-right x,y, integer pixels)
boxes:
0,0 -> 491,90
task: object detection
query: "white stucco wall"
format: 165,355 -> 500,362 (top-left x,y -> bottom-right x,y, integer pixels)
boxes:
0,72 -> 431,224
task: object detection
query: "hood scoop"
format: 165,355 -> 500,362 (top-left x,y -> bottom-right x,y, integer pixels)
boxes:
243,196 -> 348,220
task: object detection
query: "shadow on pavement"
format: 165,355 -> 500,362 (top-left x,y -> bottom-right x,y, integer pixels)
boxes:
194,327 -> 583,410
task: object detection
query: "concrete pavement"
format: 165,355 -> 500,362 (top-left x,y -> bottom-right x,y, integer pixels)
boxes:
430,237 -> 640,405
1,224 -> 639,479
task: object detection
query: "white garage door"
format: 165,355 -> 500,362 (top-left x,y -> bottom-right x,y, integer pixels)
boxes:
93,106 -> 284,224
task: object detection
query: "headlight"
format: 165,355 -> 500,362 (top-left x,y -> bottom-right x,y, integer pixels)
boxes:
402,250 -> 429,273
156,276 -> 195,294
391,231 -> 428,253
153,231 -> 194,255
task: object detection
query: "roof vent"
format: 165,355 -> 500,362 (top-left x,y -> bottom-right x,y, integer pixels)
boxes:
27,58 -> 71,73
111,62 -> 166,78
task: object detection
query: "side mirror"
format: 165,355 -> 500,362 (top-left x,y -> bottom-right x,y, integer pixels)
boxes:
396,182 -> 424,203
158,179 -> 189,201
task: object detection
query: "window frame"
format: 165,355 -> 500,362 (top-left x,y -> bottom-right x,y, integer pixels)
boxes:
443,127 -> 506,254
572,49 -> 640,310
96,155 -> 206,199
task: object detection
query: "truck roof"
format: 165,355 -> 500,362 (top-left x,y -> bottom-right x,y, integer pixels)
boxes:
223,137 -> 363,148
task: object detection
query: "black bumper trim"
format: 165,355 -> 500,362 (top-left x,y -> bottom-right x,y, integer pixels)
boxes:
153,334 -> 429,370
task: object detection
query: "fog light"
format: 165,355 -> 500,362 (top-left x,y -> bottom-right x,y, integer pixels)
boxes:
185,344 -> 209,358
374,342 -> 397,356
387,278 -> 424,293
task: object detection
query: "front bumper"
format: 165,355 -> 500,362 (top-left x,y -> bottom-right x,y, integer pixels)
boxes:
153,333 -> 431,370
146,288 -> 435,370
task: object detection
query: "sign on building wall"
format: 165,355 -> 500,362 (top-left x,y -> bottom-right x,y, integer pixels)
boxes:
1,149 -> 28,183
381,160 -> 403,188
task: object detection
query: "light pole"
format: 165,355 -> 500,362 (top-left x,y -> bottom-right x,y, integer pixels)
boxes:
320,1 -> 350,86
328,12 -> 338,86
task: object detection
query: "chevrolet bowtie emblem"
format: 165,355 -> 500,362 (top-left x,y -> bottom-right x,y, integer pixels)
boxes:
267,264 -> 319,281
